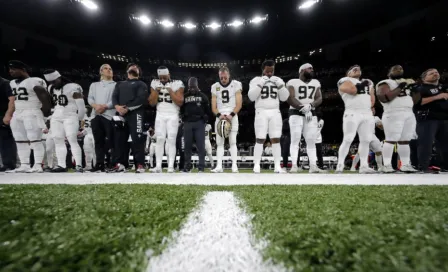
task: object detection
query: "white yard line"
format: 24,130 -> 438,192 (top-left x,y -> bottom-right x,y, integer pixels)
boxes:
145,191 -> 284,272
0,172 -> 447,185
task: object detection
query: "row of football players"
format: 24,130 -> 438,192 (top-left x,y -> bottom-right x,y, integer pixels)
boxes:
6,59 -> 416,174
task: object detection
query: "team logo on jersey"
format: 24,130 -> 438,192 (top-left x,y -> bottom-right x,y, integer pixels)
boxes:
216,87 -> 220,92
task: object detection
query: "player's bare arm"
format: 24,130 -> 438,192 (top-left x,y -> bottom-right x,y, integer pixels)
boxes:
311,87 -> 323,107
148,87 -> 159,106
211,94 -> 219,115
3,96 -> 15,125
338,81 -> 357,95
168,87 -> 184,106
370,85 -> 375,108
233,91 -> 242,114
287,85 -> 302,109
376,82 -> 405,103
34,85 -> 52,116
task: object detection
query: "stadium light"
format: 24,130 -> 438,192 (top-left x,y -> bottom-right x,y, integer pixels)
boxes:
79,0 -> 98,10
160,19 -> 174,28
250,15 -> 267,24
228,20 -> 244,28
181,22 -> 197,29
206,22 -> 221,30
298,0 -> 320,10
139,15 -> 151,25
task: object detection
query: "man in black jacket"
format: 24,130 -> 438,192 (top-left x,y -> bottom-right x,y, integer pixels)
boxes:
0,76 -> 17,171
110,63 -> 149,173
181,77 -> 210,172
412,68 -> 448,173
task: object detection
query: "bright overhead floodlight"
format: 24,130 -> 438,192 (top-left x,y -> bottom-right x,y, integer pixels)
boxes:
139,15 -> 151,25
250,15 -> 267,24
298,0 -> 319,10
181,22 -> 197,29
228,20 -> 243,28
79,0 -> 98,10
206,22 -> 221,30
160,19 -> 174,28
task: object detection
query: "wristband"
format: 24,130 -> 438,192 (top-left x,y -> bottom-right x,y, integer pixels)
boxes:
230,112 -> 236,117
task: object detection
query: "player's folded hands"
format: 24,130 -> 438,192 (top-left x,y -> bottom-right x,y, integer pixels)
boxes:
300,104 -> 312,113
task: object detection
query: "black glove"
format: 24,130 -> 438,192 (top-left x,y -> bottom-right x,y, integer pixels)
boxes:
355,81 -> 370,94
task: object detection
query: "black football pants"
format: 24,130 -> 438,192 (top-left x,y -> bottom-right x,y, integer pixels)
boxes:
91,115 -> 114,165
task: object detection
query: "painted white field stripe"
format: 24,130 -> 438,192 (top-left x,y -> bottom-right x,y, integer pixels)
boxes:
1,173 -> 448,185
146,191 -> 285,272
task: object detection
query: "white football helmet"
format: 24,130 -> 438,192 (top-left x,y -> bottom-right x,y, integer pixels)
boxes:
217,120 -> 231,139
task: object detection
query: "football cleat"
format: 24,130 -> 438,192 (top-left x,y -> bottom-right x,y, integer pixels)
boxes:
382,165 -> 396,173
399,164 -> 418,173
211,167 -> 223,173
359,166 -> 376,174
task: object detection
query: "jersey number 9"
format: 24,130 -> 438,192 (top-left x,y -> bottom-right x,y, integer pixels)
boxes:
221,90 -> 230,103
12,87 -> 29,101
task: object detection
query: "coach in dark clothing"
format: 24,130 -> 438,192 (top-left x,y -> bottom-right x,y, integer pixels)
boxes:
0,77 -> 17,171
111,63 -> 149,172
181,77 -> 210,172
412,68 -> 448,173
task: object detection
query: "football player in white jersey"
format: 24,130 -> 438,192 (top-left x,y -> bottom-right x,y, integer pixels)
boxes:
210,67 -> 243,173
336,65 -> 376,174
7,60 -> 52,173
80,113 -> 96,171
248,60 -> 290,173
43,70 -> 86,172
376,65 -> 418,173
149,66 -> 184,173
350,116 -> 384,171
204,123 -> 214,168
286,63 -> 326,173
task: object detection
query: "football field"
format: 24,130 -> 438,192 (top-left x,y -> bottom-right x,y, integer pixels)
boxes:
1,173 -> 448,271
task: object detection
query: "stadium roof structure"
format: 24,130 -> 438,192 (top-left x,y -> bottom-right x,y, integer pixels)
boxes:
0,0 -> 443,60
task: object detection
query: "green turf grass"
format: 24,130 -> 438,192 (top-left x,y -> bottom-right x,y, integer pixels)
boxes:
0,185 -> 206,272
234,186 -> 448,272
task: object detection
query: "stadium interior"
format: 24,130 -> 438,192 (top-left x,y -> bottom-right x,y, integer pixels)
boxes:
1,0 -> 448,271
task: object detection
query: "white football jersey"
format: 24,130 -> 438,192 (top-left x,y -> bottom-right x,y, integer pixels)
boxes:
205,124 -> 212,139
83,115 -> 92,134
211,80 -> 242,114
376,79 -> 413,113
287,79 -> 321,108
337,77 -> 371,112
50,83 -> 83,117
151,79 -> 184,114
10,77 -> 47,110
249,76 -> 288,110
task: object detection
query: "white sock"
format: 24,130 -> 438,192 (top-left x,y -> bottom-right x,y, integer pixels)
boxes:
351,153 -> 360,169
272,143 -> 282,170
337,140 -> 352,166
16,142 -> 31,165
382,142 -> 395,167
67,136 -> 82,167
30,142 -> 44,167
290,141 -> 300,168
167,139 -> 176,169
216,145 -> 224,169
155,138 -> 165,169
207,152 -> 214,168
306,143 -> 317,167
230,143 -> 237,167
397,144 -> 410,166
54,138 -> 68,168
253,143 -> 264,166
375,154 -> 383,168
358,141 -> 370,168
